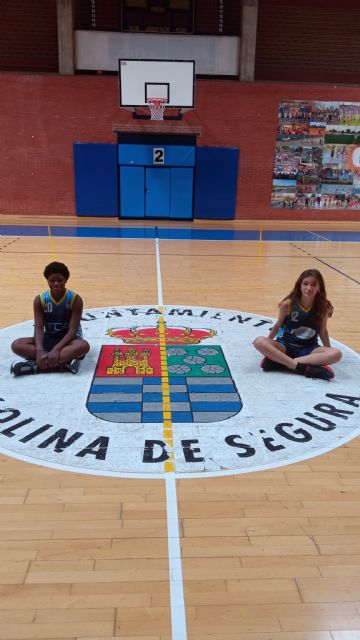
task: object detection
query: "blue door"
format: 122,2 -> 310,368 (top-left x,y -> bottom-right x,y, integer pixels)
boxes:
120,166 -> 145,217
118,143 -> 195,219
145,168 -> 170,218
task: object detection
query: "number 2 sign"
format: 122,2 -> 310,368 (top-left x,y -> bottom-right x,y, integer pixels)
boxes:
153,148 -> 165,164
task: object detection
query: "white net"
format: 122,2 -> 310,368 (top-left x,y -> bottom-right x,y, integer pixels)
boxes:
147,98 -> 167,121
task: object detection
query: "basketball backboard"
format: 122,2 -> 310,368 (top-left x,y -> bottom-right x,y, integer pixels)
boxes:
119,59 -> 195,110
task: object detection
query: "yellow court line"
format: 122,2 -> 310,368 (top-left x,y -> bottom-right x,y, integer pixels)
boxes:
47,226 -> 57,260
258,228 -> 263,261
158,308 -> 174,473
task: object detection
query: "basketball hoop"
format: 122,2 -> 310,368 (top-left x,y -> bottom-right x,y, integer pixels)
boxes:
147,98 -> 168,121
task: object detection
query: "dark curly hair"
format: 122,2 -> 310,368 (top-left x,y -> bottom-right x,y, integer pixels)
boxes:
281,269 -> 333,329
43,262 -> 70,280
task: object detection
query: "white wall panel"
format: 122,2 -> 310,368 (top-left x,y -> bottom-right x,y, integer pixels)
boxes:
75,31 -> 240,76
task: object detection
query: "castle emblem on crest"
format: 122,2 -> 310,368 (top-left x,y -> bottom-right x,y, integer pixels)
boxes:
106,347 -> 154,376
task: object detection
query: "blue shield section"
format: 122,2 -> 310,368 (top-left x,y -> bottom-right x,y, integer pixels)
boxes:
86,344 -> 242,424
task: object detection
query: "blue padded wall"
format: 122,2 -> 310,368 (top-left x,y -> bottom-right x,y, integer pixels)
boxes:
194,147 -> 239,220
73,143 -> 118,217
170,168 -> 193,219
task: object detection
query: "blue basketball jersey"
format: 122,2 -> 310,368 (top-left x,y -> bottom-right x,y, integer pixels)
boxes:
40,289 -> 82,338
278,299 -> 318,347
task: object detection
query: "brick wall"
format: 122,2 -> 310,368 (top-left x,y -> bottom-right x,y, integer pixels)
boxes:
256,0 -> 360,84
1,73 -> 360,221
0,0 -> 58,72
194,0 -> 222,35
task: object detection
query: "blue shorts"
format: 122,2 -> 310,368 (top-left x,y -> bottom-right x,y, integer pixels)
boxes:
276,337 -> 319,359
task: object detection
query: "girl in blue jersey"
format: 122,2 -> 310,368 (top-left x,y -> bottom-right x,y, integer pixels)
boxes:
11,262 -> 90,376
253,269 -> 342,380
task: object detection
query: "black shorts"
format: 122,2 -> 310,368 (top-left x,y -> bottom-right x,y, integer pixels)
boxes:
43,332 -> 83,352
276,337 -> 319,359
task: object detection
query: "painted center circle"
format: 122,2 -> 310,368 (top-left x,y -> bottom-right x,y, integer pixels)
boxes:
1,305 -> 360,479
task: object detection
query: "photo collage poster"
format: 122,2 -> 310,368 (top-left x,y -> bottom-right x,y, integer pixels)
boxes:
271,100 -> 360,210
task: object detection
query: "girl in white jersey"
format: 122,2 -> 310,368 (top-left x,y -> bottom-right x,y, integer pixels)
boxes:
253,269 -> 342,380
11,262 -> 90,376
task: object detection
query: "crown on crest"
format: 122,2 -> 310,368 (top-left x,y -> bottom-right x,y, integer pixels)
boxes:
107,321 -> 216,344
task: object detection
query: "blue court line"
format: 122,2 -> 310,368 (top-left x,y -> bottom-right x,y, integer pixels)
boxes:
263,230 -> 329,242
310,230 -> 360,242
51,227 -> 157,239
1,224 -> 360,242
50,227 -> 258,240
157,228 -> 259,240
0,225 -> 49,237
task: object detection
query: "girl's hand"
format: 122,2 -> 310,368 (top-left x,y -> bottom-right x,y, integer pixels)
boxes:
37,353 -> 49,370
47,349 -> 61,368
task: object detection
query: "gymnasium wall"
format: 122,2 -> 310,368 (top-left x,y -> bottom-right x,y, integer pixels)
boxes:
1,72 -> 360,221
1,0 -> 360,82
0,1 -> 58,73
256,0 -> 360,85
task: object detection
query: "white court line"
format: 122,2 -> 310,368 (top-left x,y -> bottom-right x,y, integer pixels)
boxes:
305,229 -> 330,241
155,234 -> 164,307
165,474 -> 187,639
155,233 -> 188,639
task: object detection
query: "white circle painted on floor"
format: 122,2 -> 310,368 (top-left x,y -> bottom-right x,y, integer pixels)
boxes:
1,305 -> 360,478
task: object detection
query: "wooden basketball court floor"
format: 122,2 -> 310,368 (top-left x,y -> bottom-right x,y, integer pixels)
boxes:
1,216 -> 360,640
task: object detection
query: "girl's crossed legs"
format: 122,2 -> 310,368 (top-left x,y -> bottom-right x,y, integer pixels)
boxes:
253,335 -> 342,377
